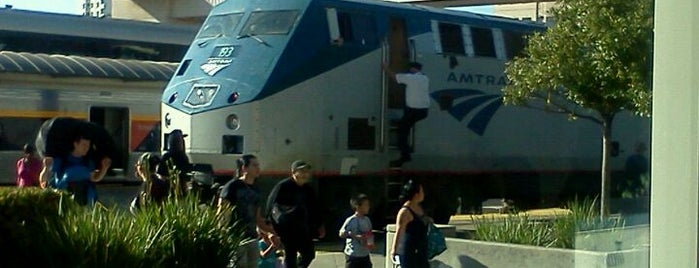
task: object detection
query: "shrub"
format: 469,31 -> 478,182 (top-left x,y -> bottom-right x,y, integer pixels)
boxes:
0,187 -> 244,267
473,197 -> 624,249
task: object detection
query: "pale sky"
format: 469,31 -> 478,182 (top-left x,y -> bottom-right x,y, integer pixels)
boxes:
451,5 -> 494,15
0,0 -> 82,14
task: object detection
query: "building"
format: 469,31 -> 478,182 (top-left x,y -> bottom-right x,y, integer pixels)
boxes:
82,0 -> 222,24
493,1 -> 555,25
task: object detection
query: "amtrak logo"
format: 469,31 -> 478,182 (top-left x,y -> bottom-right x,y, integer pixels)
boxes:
431,88 -> 502,136
200,58 -> 233,76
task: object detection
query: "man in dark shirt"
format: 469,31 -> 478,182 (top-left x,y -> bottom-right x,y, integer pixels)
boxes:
218,154 -> 278,268
266,160 -> 325,268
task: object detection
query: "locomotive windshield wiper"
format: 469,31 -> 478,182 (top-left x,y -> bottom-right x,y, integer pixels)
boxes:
197,33 -> 223,47
236,33 -> 271,47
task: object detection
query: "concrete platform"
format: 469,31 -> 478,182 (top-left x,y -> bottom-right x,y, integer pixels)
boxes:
310,252 -> 386,268
309,237 -> 387,268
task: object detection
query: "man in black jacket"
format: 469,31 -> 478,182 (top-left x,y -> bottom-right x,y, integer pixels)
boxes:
266,160 -> 325,268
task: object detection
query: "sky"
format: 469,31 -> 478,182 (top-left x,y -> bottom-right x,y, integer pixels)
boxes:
0,0 -> 82,14
451,5 -> 494,15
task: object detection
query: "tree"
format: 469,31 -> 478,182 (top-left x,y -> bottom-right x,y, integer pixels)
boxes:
502,0 -> 653,217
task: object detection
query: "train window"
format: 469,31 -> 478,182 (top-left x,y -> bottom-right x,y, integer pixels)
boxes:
197,13 -> 244,39
175,59 -> 191,76
240,10 -> 299,36
347,118 -> 375,150
134,122 -> 160,152
337,12 -> 355,42
222,135 -> 244,154
0,117 -> 47,151
471,27 -> 496,57
351,13 -> 378,46
326,10 -> 377,46
503,30 -> 526,59
438,23 -> 466,55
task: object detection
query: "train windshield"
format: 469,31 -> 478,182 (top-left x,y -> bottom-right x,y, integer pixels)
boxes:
239,10 -> 299,36
197,13 -> 244,39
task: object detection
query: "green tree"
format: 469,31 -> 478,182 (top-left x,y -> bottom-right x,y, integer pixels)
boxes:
503,0 -> 653,216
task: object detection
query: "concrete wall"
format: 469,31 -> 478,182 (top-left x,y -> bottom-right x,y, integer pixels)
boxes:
575,225 -> 649,252
651,0 -> 699,266
386,224 -> 649,268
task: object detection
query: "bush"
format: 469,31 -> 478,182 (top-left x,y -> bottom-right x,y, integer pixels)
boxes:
473,197 -> 624,249
0,187 -> 244,267
0,187 -> 74,264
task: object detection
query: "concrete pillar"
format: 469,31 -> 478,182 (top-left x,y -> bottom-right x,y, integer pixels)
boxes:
651,0 -> 699,266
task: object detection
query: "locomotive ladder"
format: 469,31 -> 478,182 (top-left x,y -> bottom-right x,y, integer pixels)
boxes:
384,169 -> 405,224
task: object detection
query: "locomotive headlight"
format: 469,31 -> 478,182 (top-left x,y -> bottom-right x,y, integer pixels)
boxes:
226,114 -> 240,130
184,84 -> 219,107
164,113 -> 172,128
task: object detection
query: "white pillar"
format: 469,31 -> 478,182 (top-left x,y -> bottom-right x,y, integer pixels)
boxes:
651,0 -> 699,266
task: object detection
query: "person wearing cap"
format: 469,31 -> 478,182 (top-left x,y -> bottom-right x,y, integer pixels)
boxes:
265,160 -> 325,268
381,61 -> 430,167
156,129 -> 192,196
16,143 -> 42,187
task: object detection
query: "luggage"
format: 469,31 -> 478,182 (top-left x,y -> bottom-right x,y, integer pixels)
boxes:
35,117 -> 117,165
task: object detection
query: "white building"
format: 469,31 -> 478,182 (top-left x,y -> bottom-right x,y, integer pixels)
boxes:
493,1 -> 555,25
82,0 -> 222,24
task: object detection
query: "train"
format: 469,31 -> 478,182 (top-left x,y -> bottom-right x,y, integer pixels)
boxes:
161,0 -> 650,223
0,57 -> 176,184
0,9 -> 194,185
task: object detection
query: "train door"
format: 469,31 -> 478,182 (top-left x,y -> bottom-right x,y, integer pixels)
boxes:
384,17 -> 411,150
89,107 -> 129,177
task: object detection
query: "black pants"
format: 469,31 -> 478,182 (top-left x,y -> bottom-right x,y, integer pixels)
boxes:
398,252 -> 428,268
345,255 -> 372,268
280,231 -> 315,268
397,108 -> 428,159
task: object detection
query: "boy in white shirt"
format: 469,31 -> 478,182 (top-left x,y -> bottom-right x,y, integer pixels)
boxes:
339,193 -> 374,268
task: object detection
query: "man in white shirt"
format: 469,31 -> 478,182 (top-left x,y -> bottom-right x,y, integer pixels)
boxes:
382,62 -> 430,167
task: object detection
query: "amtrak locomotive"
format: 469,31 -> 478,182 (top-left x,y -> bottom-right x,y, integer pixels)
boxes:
162,0 -> 650,219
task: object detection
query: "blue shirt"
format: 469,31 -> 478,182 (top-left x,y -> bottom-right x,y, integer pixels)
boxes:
258,239 -> 277,268
51,155 -> 94,189
339,214 -> 373,257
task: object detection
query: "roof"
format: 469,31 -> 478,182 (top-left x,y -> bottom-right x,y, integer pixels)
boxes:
0,8 -> 198,46
0,51 -> 179,81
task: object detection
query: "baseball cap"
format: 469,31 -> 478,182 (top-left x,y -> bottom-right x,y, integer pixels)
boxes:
170,129 -> 188,137
291,160 -> 311,171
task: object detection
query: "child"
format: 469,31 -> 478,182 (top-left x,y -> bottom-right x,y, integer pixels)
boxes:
258,228 -> 283,268
130,152 -> 168,213
339,193 -> 374,268
16,143 -> 42,187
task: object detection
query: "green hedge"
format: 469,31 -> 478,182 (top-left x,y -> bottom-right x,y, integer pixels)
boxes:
473,197 -> 623,249
0,187 -> 244,267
